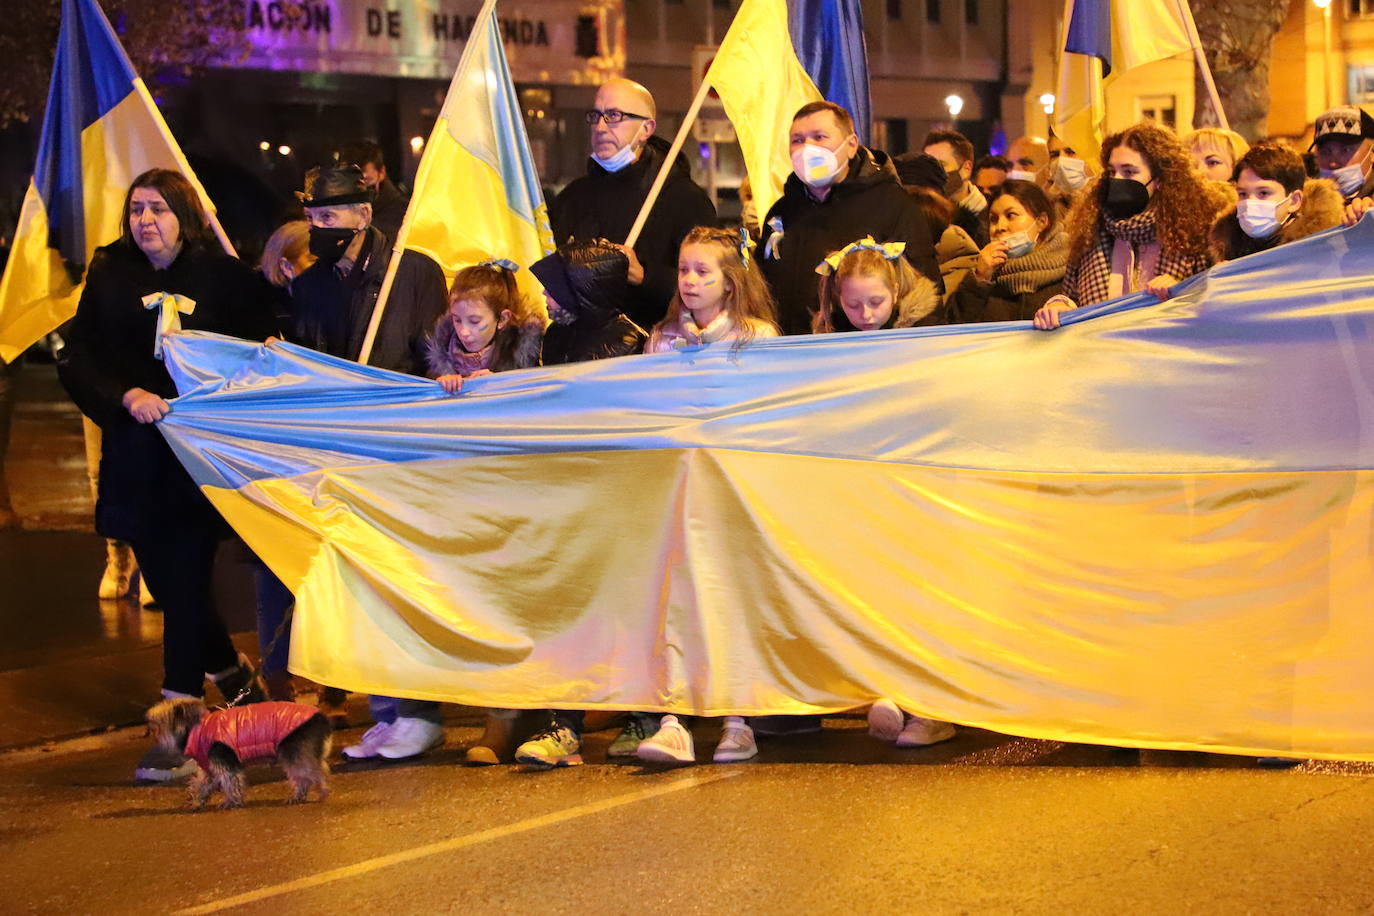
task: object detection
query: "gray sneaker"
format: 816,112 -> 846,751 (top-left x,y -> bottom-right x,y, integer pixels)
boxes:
134,743 -> 196,782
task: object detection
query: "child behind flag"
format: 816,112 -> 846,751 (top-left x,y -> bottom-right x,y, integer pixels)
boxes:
810,235 -> 943,334
427,260 -> 544,393
618,226 -> 780,766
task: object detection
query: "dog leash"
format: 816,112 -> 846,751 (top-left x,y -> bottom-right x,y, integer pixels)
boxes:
218,602 -> 296,710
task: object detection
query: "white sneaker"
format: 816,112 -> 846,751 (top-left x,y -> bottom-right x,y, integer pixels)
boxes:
636,715 -> 696,764
342,721 -> 395,759
712,717 -> 757,763
376,717 -> 445,759
896,716 -> 956,748
867,698 -> 905,743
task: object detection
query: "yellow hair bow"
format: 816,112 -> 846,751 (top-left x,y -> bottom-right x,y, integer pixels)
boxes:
142,291 -> 196,359
815,236 -> 907,276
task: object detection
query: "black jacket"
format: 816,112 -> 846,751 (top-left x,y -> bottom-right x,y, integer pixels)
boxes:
288,226 -> 448,376
948,272 -> 1064,323
57,241 -> 275,540
760,147 -> 943,335
535,241 -> 647,364
551,135 -> 717,330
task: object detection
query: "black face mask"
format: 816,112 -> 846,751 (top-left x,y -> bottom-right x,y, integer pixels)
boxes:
944,168 -> 964,198
308,226 -> 358,263
1102,177 -> 1152,220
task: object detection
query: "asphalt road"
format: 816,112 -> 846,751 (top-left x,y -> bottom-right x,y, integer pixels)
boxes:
3,715 -> 1374,915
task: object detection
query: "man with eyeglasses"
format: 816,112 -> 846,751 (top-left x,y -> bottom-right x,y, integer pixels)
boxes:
551,77 -> 716,330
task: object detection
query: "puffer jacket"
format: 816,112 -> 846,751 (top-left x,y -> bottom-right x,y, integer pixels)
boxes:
936,225 -> 980,308
531,241 -> 648,364
183,703 -> 320,768
1209,178 -> 1344,263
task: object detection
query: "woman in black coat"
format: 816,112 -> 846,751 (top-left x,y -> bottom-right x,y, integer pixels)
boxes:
58,169 -> 276,781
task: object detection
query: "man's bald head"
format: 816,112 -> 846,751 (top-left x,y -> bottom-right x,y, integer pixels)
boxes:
1007,136 -> 1050,175
589,78 -> 657,163
595,78 -> 656,120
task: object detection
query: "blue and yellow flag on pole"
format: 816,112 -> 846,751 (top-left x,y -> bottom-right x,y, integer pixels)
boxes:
1055,0 -> 1201,161
390,0 -> 553,302
159,219 -> 1374,762
707,0 -> 869,221
0,0 -> 226,364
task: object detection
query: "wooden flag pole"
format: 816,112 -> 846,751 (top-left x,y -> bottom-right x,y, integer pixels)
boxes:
623,76 -> 715,249
1175,0 -> 1230,131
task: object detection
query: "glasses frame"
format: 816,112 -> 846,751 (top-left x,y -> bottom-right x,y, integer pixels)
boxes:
584,108 -> 650,126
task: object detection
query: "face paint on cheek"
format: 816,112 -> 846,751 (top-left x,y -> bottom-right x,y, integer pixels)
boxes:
702,278 -> 719,287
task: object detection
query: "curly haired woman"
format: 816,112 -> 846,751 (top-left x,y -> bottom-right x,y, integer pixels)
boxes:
1033,123 -> 1231,330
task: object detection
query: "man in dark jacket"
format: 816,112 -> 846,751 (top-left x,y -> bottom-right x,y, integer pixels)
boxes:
288,166 -> 449,762
760,102 -> 942,335
551,78 -> 716,331
289,166 -> 446,379
339,140 -> 409,245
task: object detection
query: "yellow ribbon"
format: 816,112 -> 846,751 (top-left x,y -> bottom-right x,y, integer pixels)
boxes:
815,236 -> 908,276
142,291 -> 196,359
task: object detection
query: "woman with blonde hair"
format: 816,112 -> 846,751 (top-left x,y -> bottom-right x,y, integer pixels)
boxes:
1182,127 -> 1250,183
1035,123 -> 1231,329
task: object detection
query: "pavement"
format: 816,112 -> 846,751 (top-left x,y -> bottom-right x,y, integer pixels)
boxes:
4,363 -> 1374,914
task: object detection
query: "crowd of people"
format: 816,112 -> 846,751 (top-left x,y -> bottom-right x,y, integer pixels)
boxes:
55,76 -> 1373,780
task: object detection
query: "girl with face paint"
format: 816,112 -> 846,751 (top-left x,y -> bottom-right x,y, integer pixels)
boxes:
425,261 -> 544,394
1033,123 -> 1231,330
1209,145 -> 1344,264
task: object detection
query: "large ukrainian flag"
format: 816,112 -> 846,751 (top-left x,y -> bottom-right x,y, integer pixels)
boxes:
160,219 -> 1374,762
388,0 -> 553,303
707,0 -> 869,221
0,0 -> 225,364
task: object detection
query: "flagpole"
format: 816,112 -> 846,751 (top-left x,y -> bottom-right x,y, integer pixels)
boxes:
357,0 -> 498,365
1174,0 -> 1230,131
623,76 -> 714,250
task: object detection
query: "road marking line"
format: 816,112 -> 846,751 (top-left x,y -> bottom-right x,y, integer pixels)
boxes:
173,770 -> 740,915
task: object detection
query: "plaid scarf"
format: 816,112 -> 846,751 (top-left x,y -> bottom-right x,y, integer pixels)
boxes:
1065,208 -> 1209,307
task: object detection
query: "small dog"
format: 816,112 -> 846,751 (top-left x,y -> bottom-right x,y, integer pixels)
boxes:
146,698 -> 333,809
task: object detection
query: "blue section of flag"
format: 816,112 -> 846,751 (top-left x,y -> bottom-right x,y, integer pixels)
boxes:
1064,0 -> 1113,76
33,0 -> 140,271
160,220 -> 1374,493
787,0 -> 871,144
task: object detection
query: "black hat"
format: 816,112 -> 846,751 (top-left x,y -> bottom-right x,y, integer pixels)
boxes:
1311,107 -> 1374,148
297,165 -> 374,207
892,152 -> 948,193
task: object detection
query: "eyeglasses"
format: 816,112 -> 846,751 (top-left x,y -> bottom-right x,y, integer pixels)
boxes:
584,108 -> 649,125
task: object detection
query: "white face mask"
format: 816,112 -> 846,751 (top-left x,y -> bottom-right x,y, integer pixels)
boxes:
1053,156 -> 1089,192
1321,149 -> 1369,198
791,138 -> 851,189
1237,196 -> 1290,239
1007,168 -> 1037,183
592,126 -> 643,173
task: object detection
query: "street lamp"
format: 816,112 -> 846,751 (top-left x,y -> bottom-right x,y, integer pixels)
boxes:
1315,0 -> 1333,111
946,93 -> 964,129
1040,93 -> 1056,135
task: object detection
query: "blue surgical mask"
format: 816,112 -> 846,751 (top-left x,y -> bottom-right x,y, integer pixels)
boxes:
1237,196 -> 1290,239
1321,156 -> 1368,198
592,129 -> 643,173
1053,156 -> 1089,192
1001,229 -> 1037,258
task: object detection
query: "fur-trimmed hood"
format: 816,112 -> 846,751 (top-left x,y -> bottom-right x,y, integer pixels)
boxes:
1210,178 -> 1344,263
812,270 -> 943,333
425,312 -> 544,378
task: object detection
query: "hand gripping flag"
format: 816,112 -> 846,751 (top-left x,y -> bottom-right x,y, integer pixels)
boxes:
158,218 -> 1374,762
0,0 -> 228,364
